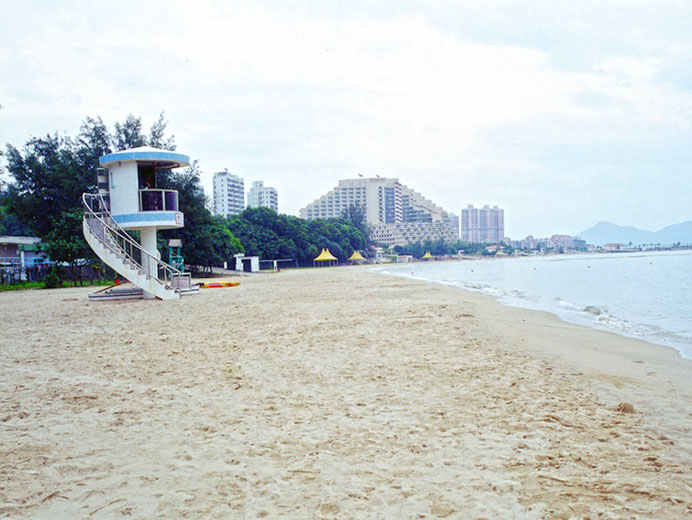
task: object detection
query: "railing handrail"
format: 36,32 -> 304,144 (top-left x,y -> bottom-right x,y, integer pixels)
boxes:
138,187 -> 178,193
82,192 -> 187,288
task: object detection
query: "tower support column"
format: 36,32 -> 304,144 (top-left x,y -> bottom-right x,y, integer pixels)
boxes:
140,227 -> 158,300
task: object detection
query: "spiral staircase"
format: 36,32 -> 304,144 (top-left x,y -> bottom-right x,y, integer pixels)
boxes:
82,193 -> 193,300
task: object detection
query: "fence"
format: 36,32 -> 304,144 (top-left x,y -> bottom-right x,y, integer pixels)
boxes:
0,263 -> 114,286
258,258 -> 298,271
0,264 -> 53,285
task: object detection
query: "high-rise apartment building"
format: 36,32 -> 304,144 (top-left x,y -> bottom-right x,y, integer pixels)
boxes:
447,213 -> 460,239
213,171 -> 244,217
247,181 -> 278,212
461,204 -> 505,243
299,177 -> 457,246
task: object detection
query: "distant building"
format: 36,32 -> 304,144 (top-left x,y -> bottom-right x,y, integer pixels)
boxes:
461,205 -> 505,243
573,238 -> 588,251
447,213 -> 460,239
299,177 -> 457,246
520,235 -> 538,250
247,181 -> 278,212
548,234 -> 574,250
0,236 -> 47,267
213,171 -> 244,217
603,243 -> 627,251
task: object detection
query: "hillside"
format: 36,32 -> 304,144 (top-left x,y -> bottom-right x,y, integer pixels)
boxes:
577,220 -> 692,246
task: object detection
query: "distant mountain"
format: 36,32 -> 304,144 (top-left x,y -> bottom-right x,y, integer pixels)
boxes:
577,220 -> 692,247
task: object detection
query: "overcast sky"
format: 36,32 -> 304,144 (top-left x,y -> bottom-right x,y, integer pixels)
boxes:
1,0 -> 691,238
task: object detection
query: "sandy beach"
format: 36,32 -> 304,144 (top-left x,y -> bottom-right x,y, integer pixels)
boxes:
1,265 -> 691,519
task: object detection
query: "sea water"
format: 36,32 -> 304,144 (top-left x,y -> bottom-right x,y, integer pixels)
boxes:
378,250 -> 692,359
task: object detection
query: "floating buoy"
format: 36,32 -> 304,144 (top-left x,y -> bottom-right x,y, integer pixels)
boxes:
199,281 -> 240,289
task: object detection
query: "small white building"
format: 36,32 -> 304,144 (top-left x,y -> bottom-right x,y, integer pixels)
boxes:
234,254 -> 260,272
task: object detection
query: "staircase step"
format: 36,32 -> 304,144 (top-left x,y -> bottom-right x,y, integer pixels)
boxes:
83,211 -> 183,301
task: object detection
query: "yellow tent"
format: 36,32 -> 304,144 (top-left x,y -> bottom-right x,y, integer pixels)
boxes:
347,250 -> 365,262
314,248 -> 338,267
422,251 -> 433,259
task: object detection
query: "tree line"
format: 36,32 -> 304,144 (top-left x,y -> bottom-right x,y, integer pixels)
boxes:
393,239 -> 511,257
0,114 -> 368,284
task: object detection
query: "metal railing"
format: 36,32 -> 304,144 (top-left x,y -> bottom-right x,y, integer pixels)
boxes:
0,257 -> 53,267
82,193 -> 190,292
138,189 -> 179,212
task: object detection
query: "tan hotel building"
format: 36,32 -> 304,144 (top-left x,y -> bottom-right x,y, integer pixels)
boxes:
299,177 -> 457,247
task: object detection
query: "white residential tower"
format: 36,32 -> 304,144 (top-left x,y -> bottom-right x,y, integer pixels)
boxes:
247,180 -> 278,211
213,171 -> 244,217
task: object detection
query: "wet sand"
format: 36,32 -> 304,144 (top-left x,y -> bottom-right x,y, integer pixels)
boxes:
1,266 -> 691,518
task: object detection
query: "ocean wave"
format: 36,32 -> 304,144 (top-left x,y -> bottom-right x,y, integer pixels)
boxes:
583,305 -> 603,316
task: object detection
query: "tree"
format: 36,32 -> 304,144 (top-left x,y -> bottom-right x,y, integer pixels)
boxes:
76,116 -> 112,162
4,133 -> 99,285
224,209 -> 367,267
5,134 -> 93,235
112,114 -> 147,150
42,210 -> 93,284
3,113 -> 184,284
148,112 -> 176,151
0,180 -> 32,235
341,203 -> 371,242
112,112 -> 176,151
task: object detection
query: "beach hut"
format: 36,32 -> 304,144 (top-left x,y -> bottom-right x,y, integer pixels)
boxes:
422,251 -> 433,260
314,248 -> 338,267
347,250 -> 365,264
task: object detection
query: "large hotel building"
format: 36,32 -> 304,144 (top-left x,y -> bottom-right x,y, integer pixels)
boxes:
299,177 -> 458,246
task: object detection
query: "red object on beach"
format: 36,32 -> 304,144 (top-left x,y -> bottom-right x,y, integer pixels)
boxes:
114,278 -> 120,285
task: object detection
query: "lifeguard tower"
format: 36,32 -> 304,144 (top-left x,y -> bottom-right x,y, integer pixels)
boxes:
82,146 -> 196,300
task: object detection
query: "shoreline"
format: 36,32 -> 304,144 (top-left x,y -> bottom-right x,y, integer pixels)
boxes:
381,266 -> 692,363
2,266 -> 691,517
371,264 -> 692,417
376,250 -> 692,361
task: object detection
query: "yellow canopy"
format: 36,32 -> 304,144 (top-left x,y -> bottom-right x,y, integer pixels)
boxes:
347,250 -> 365,261
422,251 -> 433,259
314,248 -> 338,261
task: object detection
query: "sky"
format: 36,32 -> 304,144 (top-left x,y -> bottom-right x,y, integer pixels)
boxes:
1,0 -> 691,238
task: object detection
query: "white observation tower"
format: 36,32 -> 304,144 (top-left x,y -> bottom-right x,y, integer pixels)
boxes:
82,146 -> 195,300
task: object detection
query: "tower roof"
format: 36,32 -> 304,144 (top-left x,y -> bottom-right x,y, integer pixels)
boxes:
100,146 -> 190,169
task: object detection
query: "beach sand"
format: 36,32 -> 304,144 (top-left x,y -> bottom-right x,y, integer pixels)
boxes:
1,266 -> 691,518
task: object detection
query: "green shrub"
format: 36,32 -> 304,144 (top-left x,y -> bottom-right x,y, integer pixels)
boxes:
44,270 -> 61,289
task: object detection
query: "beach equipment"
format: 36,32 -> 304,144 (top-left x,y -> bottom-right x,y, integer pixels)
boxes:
314,248 -> 338,267
198,281 -> 240,289
422,251 -> 433,259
